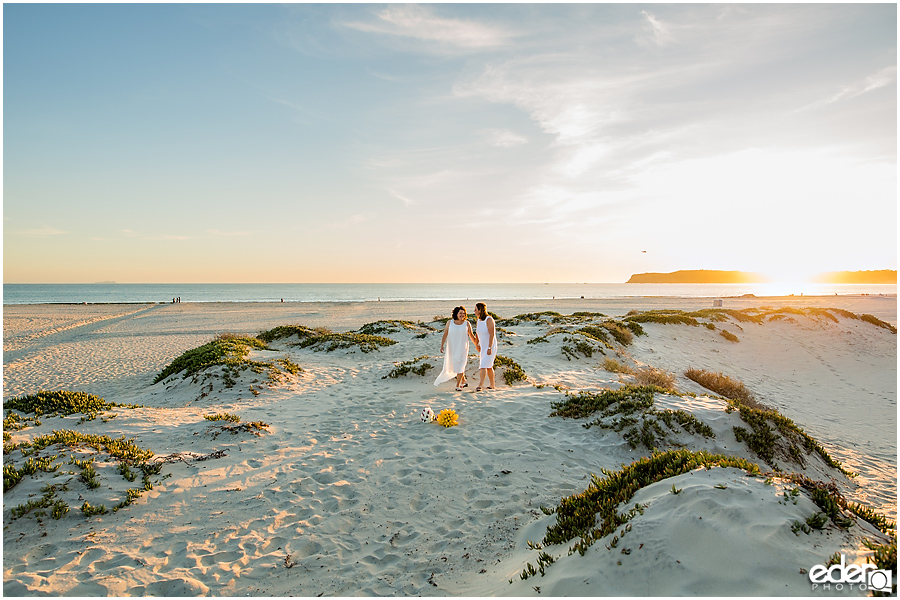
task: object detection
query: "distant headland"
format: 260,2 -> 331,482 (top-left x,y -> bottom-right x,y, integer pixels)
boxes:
813,270 -> 897,284
627,269 -> 897,284
626,270 -> 767,284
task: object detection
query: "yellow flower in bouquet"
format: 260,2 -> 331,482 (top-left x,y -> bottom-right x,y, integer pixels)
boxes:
436,408 -> 459,428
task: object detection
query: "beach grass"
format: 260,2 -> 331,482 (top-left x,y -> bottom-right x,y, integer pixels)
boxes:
602,357 -> 633,374
683,368 -> 758,406
633,367 -> 677,390
622,307 -> 897,337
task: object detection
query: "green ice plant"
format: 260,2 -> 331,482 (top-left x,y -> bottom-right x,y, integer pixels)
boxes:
4,390 -> 141,417
357,320 -> 435,335
494,355 -> 527,385
728,401 -> 852,476
383,356 -> 433,379
259,324 -> 396,353
155,334 -> 272,382
536,450 -> 760,566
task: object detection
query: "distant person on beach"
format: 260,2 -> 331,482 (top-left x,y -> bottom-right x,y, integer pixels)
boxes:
474,302 -> 497,391
434,306 -> 479,391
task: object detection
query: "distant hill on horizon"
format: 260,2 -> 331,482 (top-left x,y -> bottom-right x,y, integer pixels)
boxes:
813,270 -> 897,284
627,269 -> 897,284
626,270 -> 767,284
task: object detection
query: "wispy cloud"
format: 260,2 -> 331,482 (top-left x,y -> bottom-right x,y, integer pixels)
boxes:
388,189 -> 417,207
341,5 -> 516,51
207,229 -> 253,237
797,66 -> 897,112
482,128 -> 528,148
120,229 -> 190,241
638,10 -> 673,47
7,227 -> 67,237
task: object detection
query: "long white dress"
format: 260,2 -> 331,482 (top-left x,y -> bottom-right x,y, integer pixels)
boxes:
434,321 -> 470,386
477,317 -> 498,369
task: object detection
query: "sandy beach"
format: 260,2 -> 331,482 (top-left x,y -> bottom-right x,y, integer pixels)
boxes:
3,295 -> 896,596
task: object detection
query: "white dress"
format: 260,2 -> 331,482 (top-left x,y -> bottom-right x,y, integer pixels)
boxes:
434,321 -> 470,386
477,317 -> 498,369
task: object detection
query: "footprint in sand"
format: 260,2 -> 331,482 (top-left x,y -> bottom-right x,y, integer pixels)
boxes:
92,554 -> 136,571
292,539 -> 324,559
261,536 -> 288,553
75,547 -> 106,566
310,469 -> 338,485
66,580 -> 111,596
137,578 -> 210,596
199,550 -> 243,566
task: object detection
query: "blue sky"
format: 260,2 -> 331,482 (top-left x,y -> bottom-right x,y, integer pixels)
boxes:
4,3 -> 896,283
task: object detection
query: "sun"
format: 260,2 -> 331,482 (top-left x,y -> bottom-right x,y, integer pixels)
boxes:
762,266 -> 818,285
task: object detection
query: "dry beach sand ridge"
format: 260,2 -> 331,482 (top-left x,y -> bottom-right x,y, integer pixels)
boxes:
2,296 -> 897,596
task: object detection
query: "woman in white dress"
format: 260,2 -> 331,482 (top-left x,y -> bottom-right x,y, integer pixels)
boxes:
434,306 -> 479,391
474,302 -> 498,391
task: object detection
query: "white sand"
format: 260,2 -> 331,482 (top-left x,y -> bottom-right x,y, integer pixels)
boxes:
2,296 -> 896,596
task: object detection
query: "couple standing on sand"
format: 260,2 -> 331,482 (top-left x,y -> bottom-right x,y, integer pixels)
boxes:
434,302 -> 498,392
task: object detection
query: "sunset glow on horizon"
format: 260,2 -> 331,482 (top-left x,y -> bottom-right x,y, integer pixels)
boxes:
4,4 -> 896,285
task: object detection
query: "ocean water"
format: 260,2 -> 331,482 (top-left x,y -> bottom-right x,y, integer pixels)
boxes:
3,282 -> 896,305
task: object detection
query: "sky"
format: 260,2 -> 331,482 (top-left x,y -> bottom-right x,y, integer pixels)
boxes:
3,3 -> 897,284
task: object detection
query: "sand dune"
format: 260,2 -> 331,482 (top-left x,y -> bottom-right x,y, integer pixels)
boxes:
3,297 -> 896,596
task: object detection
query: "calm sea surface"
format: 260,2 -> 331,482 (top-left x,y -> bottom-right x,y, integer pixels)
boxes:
3,282 -> 896,305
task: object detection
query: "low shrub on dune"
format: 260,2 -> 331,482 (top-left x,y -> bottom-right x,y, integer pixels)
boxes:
860,313 -> 897,333
719,329 -> 739,342
577,325 -> 610,345
625,311 -> 701,327
684,368 -> 757,405
601,322 -> 634,346
633,367 -> 676,390
602,357 -> 633,374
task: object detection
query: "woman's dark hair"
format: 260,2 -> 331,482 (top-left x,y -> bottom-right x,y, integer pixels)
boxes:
452,306 -> 466,320
475,302 -> 487,320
